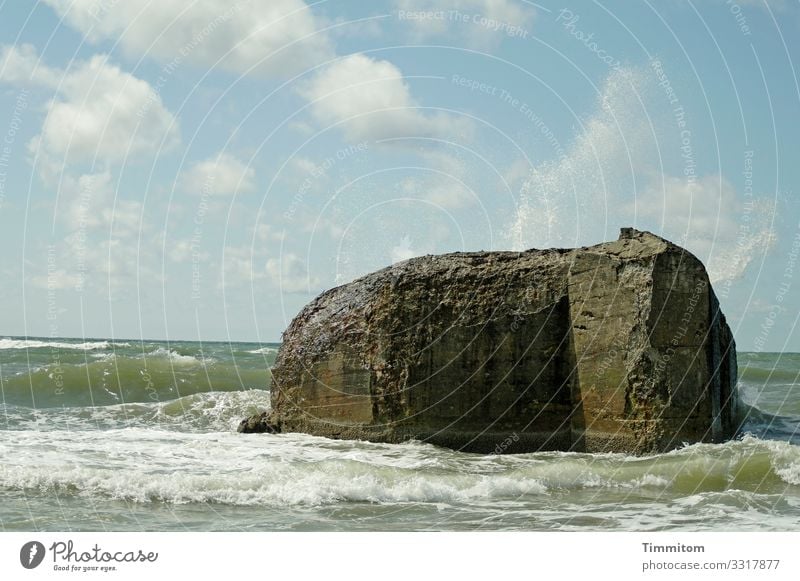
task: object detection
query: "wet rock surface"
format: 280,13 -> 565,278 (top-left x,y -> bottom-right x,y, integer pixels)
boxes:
237,411 -> 280,434
248,228 -> 739,454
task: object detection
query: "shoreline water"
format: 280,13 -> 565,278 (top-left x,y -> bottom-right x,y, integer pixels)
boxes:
0,337 -> 798,531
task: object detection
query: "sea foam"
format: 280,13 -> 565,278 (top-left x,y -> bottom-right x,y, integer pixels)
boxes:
0,338 -> 130,350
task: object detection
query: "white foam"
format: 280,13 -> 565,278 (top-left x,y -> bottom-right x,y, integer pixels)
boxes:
246,347 -> 279,355
0,460 -> 548,506
766,439 -> 800,485
775,464 -> 800,486
146,346 -> 208,366
0,338 -> 130,350
156,390 -> 272,432
9,390 -> 273,433
634,473 -> 671,488
1,428 -> 799,512
0,429 -> 548,506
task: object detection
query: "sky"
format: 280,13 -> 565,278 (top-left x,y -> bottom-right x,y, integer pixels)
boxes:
0,0 -> 798,350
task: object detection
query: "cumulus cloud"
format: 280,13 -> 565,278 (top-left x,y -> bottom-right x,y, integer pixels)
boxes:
26,168 -> 161,294
42,1 -> 470,145
168,239 -> 205,264
254,223 -> 285,243
635,175 -> 776,283
509,66 -> 775,284
2,43 -> 180,177
398,149 -> 478,210
711,0 -> 786,8
218,243 -> 317,294
35,54 -> 179,168
401,177 -> 475,209
0,43 -> 61,87
57,170 -> 115,231
30,268 -> 84,291
0,44 -> 177,295
180,152 -> 256,196
42,0 -> 333,77
1,45 -> 181,174
395,0 -> 535,47
221,245 -> 263,287
301,53 -> 463,142
265,253 -> 318,293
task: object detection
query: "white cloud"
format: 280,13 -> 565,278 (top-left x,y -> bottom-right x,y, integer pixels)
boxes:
0,45 -> 180,179
222,245 -> 263,286
427,183 -> 474,209
265,253 -> 318,293
36,54 -> 179,168
280,156 -> 329,199
30,269 -> 84,291
504,158 -> 534,188
424,149 -> 479,209
43,0 -> 333,77
55,171 -> 144,241
254,223 -> 285,243
400,175 -> 475,210
328,15 -> 385,40
30,209 -> 157,295
287,119 -> 316,136
220,245 -> 318,294
509,67 -> 775,284
40,2 -> 472,145
26,168 -> 164,294
0,44 -> 61,87
58,171 -> 114,231
1,46 -> 182,174
395,0 -> 535,48
301,53 -> 462,141
168,240 -> 198,264
394,149 -> 487,209
180,152 -> 256,196
711,0 -> 786,8
300,213 -> 346,239
635,175 -> 740,246
635,175 -> 776,283
291,157 -> 319,176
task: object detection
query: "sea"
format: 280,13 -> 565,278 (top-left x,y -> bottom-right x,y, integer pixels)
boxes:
0,337 -> 798,532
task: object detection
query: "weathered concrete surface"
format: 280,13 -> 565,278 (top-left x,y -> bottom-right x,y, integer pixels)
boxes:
243,228 -> 739,454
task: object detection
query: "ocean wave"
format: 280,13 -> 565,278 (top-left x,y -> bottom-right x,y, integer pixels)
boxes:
740,364 -> 800,384
146,346 -> 211,365
0,338 -> 130,351
0,431 -> 797,507
0,449 -> 547,506
0,355 -> 270,408
246,347 -> 279,355
1,390 -> 270,433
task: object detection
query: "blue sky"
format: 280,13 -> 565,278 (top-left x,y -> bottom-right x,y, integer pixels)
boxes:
0,0 -> 798,350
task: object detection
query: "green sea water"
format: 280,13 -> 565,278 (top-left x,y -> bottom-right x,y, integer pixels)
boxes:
0,338 -> 798,531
